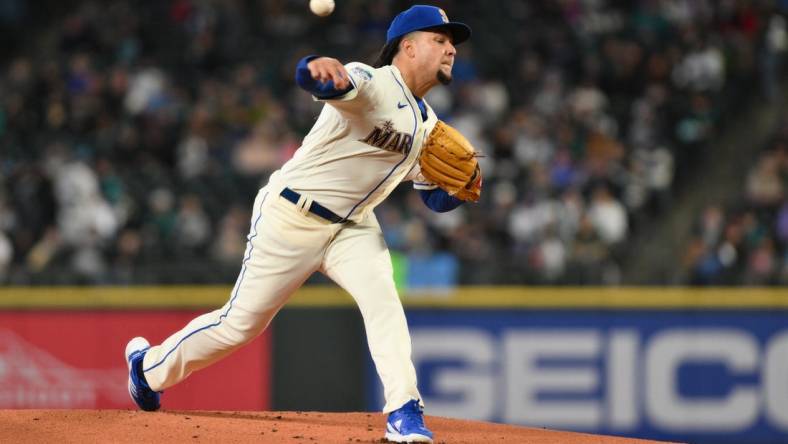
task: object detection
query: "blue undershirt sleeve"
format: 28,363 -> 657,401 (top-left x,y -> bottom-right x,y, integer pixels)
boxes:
419,188 -> 464,213
295,55 -> 355,99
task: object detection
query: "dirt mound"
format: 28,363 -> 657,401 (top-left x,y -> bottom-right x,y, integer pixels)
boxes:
1,410 -> 673,443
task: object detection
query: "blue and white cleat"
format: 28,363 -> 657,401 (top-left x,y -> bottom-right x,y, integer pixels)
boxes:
385,399 -> 433,443
125,337 -> 161,412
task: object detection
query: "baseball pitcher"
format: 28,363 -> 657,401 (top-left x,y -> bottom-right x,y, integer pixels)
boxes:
125,5 -> 480,443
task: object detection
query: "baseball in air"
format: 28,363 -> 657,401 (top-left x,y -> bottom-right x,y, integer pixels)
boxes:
309,0 -> 335,17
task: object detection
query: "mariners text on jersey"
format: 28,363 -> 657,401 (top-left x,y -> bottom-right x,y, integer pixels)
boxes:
360,120 -> 413,155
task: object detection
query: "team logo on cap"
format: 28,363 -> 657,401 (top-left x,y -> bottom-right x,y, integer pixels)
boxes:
438,8 -> 449,24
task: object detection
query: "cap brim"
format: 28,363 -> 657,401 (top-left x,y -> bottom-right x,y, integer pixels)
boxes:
430,22 -> 471,45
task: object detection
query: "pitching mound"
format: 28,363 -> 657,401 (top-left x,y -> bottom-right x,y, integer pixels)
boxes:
1,410 -> 673,443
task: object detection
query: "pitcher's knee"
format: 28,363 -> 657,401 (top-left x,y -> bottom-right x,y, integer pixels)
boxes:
222,309 -> 269,343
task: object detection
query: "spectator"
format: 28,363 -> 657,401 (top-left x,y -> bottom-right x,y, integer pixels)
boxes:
568,215 -> 609,284
175,194 -> 211,252
746,150 -> 784,208
588,185 -> 628,245
0,231 -> 11,282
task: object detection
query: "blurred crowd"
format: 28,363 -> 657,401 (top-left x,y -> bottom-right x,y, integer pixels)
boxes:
681,118 -> 787,285
0,0 -> 786,285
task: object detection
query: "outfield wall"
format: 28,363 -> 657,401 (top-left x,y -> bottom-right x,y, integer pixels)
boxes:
1,286 -> 786,443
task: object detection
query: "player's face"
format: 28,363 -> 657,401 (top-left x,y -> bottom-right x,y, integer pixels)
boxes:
417,30 -> 456,85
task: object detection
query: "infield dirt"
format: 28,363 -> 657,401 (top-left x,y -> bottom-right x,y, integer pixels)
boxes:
0,409 -> 680,443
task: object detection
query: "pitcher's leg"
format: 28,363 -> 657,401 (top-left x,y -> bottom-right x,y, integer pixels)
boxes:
142,191 -> 324,391
322,218 -> 421,412
141,302 -> 273,391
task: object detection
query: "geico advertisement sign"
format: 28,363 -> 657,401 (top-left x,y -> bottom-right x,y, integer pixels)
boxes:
412,327 -> 788,433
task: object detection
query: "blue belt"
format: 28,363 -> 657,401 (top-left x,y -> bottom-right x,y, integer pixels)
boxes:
280,187 -> 345,224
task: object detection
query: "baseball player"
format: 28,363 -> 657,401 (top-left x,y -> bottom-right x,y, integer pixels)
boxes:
125,5 -> 476,443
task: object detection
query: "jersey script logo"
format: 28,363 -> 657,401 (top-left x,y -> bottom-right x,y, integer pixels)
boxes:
360,120 -> 412,155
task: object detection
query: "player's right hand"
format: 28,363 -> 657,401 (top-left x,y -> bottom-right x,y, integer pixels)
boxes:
307,57 -> 350,90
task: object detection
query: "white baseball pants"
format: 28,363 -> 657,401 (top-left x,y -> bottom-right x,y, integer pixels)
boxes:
140,183 -> 421,412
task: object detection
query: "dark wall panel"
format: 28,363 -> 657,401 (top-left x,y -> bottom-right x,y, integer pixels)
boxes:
272,308 -> 366,411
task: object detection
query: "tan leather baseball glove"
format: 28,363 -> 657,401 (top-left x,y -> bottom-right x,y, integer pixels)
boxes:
419,120 -> 482,202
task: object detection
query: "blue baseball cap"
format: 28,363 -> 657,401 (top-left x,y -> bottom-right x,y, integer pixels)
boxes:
386,5 -> 471,45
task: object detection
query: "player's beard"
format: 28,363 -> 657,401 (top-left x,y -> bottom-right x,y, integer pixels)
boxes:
437,69 -> 452,85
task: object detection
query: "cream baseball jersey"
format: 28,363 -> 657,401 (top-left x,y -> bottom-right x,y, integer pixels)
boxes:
271,62 -> 437,223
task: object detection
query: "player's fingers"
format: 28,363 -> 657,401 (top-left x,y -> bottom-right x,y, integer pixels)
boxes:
315,65 -> 332,83
314,68 -> 326,83
307,59 -> 323,79
322,63 -> 340,83
331,69 -> 348,89
329,78 -> 346,89
309,59 -> 331,82
310,66 -> 324,82
309,58 -> 348,88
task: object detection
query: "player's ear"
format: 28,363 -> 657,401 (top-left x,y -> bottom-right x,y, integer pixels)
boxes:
400,32 -> 418,58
